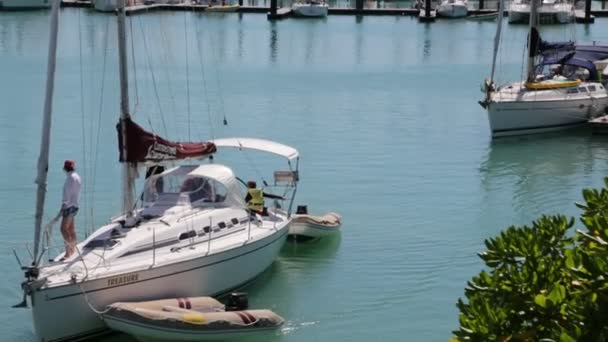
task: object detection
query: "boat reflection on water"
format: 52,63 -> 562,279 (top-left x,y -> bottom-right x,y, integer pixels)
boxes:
479,130 -> 608,226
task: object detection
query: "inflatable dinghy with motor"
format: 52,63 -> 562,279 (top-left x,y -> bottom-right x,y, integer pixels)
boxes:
102,293 -> 284,341
289,205 -> 342,240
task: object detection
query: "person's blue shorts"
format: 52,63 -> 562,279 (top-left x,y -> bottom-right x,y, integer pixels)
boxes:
62,207 -> 79,218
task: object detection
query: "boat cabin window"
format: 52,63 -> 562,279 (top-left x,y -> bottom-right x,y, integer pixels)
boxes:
578,87 -> 588,93
588,85 -> 597,92
543,64 -> 588,81
143,175 -> 228,205
567,88 -> 579,94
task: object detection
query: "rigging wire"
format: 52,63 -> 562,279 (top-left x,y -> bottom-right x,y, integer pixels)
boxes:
137,16 -> 169,137
128,15 -> 140,116
77,8 -> 89,237
89,16 -> 111,231
158,14 -> 179,137
184,12 -> 192,141
208,29 -> 229,126
195,17 -> 216,140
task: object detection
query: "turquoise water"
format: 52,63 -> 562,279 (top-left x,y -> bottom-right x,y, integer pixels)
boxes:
2,8 -> 608,341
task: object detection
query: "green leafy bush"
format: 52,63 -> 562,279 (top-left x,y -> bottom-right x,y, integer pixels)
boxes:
453,179 -> 608,342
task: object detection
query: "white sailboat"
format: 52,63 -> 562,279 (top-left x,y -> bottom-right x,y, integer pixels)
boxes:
480,0 -> 608,137
15,1 -> 300,341
437,0 -> 468,18
292,0 -> 328,17
0,0 -> 51,10
508,0 -> 574,24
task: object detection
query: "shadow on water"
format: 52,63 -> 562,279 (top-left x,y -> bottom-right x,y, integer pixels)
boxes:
281,233 -> 342,259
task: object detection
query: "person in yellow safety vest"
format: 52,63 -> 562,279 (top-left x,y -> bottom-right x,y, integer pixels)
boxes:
245,181 -> 265,214
245,180 -> 284,215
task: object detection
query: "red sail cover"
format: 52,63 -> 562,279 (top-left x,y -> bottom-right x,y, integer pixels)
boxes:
117,118 -> 217,163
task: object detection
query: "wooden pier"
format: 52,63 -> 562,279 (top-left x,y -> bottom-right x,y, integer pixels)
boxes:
59,0 -> 608,20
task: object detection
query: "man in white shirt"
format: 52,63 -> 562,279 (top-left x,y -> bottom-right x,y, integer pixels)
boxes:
61,160 -> 81,260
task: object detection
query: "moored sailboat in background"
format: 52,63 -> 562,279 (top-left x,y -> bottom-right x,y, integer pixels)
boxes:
15,1 -> 300,341
508,0 -> 574,24
292,0 -> 329,17
437,0 -> 468,18
480,0 -> 608,137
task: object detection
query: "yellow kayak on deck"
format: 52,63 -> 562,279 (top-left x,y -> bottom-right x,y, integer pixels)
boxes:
206,4 -> 240,12
524,79 -> 581,90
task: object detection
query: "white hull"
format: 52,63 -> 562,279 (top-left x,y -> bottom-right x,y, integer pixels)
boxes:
508,3 -> 573,23
31,226 -> 289,342
0,0 -> 50,9
487,82 -> 608,137
289,222 -> 340,238
437,1 -> 468,17
106,318 -> 278,341
292,3 -> 328,17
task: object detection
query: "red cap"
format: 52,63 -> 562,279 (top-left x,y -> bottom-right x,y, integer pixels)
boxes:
63,160 -> 75,171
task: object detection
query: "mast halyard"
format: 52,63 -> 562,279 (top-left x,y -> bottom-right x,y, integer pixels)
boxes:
526,0 -> 539,84
117,0 -> 136,218
33,0 -> 61,265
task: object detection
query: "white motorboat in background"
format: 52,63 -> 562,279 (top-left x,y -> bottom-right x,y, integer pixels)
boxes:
508,0 -> 574,24
292,0 -> 328,17
437,0 -> 468,18
15,1 -> 301,341
0,0 -> 51,9
480,0 -> 608,137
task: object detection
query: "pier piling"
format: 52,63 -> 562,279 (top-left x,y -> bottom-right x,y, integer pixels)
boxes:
355,0 -> 364,11
575,0 -> 595,24
418,0 -> 436,22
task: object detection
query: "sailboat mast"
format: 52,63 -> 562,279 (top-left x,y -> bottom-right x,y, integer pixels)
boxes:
489,0 -> 505,84
117,0 -> 136,217
526,0 -> 539,83
33,0 -> 61,264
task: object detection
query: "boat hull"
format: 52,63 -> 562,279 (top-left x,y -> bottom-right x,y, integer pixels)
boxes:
105,317 -> 278,341
292,3 -> 328,17
508,4 -> 573,23
288,213 -> 342,239
437,2 -> 468,17
30,226 -> 289,342
104,307 -> 282,341
289,222 -> 340,238
487,86 -> 608,137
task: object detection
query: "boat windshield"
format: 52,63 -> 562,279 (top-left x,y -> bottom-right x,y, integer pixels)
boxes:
143,174 -> 228,205
536,64 -> 589,81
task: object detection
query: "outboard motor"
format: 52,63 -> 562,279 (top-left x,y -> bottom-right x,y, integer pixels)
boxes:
225,292 -> 249,311
296,205 -> 308,215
